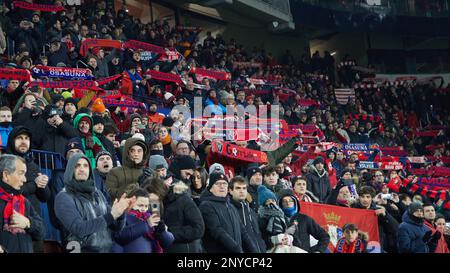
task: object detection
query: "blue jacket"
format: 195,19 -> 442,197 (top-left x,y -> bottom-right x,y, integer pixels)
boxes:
397,212 -> 432,253
0,125 -> 12,148
111,212 -> 174,253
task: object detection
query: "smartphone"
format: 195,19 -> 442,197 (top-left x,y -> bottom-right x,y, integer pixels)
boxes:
150,202 -> 160,215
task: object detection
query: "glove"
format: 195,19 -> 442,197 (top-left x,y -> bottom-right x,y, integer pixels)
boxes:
155,220 -> 166,234
422,230 -> 433,243
431,230 -> 442,243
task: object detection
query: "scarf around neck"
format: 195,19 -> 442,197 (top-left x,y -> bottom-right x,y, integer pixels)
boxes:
127,209 -> 164,253
0,181 -> 26,234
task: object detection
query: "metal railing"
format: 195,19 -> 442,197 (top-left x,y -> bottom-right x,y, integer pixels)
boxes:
293,0 -> 450,17
30,149 -> 65,172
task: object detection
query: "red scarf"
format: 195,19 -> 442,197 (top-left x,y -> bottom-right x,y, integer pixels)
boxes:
0,186 -> 26,234
80,39 -> 123,57
334,238 -> 365,253
128,210 -> 163,253
0,68 -> 31,82
13,1 -> 66,12
190,67 -> 231,81
144,70 -> 183,85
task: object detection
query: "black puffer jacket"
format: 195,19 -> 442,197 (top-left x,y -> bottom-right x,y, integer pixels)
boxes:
287,213 -> 330,253
163,182 -> 205,253
38,120 -> 78,156
306,165 -> 331,203
199,190 -> 258,253
6,126 -> 51,214
230,199 -> 267,253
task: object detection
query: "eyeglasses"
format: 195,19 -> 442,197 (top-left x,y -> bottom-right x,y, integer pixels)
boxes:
282,199 -> 295,205
214,182 -> 228,187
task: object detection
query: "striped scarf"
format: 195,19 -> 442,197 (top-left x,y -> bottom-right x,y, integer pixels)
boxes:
0,186 -> 26,234
334,238 -> 364,253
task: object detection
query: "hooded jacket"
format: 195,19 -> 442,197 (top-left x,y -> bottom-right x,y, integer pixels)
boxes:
73,113 -> 105,168
106,138 -> 149,200
163,182 -> 205,253
38,115 -> 78,156
6,126 -> 51,214
398,211 -> 435,253
306,165 -> 331,203
277,190 -> 330,253
230,198 -> 267,253
199,190 -> 258,253
54,153 -> 125,253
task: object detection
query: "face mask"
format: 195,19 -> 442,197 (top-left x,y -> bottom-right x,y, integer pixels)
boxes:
150,150 -> 164,156
0,122 -> 12,128
282,206 -> 297,217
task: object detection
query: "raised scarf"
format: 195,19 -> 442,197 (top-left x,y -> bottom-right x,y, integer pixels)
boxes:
159,134 -> 172,145
13,1 -> 66,12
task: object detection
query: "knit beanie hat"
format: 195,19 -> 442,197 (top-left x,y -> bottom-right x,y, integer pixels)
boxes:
130,113 -> 142,123
246,166 -> 262,180
209,163 -> 225,175
95,150 -> 112,165
92,115 -> 105,126
313,156 -> 325,166
207,172 -> 228,190
173,155 -> 196,171
62,91 -> 73,100
257,185 -> 277,206
408,202 -> 423,215
79,116 -> 92,127
91,98 -> 106,114
64,97 -> 78,109
65,138 -> 84,157
149,155 -> 168,171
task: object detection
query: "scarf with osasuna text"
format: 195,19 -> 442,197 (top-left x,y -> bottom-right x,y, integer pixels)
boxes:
334,238 -> 365,253
190,67 -> 231,81
13,1 -> 66,12
127,210 -> 163,253
102,97 -> 147,111
31,65 -> 94,80
79,39 -> 123,57
0,186 -> 26,234
0,68 -> 30,82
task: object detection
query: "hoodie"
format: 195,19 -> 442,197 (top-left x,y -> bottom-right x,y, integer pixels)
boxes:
54,153 -> 124,253
73,113 -> 105,168
6,126 -> 51,214
306,165 -> 331,203
106,138 -> 149,200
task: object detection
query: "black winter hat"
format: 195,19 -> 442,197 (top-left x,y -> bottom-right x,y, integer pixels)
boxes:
173,155 -> 196,171
64,97 -> 78,109
92,115 -> 105,126
408,202 -> 423,215
313,156 -> 325,166
246,166 -> 262,180
207,172 -> 228,191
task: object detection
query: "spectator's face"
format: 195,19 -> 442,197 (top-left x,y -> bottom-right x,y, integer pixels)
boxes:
56,100 -> 64,109
237,91 -> 245,101
359,194 -> 373,209
347,163 -> 356,171
106,133 -> 116,143
176,143 -> 190,156
74,158 -> 90,181
133,52 -> 140,62
78,120 -> 90,134
66,148 -> 82,160
97,155 -> 113,174
151,143 -> 163,151
81,26 -> 89,37
294,179 -> 307,195
149,104 -> 157,113
264,172 -> 278,186
93,123 -> 104,134
281,196 -> 295,209
129,145 -> 144,164
344,229 -> 359,243
342,172 -> 352,180
180,169 -> 194,180
88,58 -> 97,68
8,80 -> 19,90
229,182 -> 247,202
32,14 -> 40,23
193,170 -> 203,190
350,154 -> 358,162
374,171 -> 384,183
3,160 -> 27,190
315,162 -> 324,171
435,218 -> 446,232
249,172 -> 262,186
23,95 -> 36,110
423,206 -> 436,221
65,103 -> 76,115
283,154 -> 293,164
349,125 -> 356,133
132,118 -> 141,128
413,209 -> 424,218
0,110 -> 12,122
159,127 -> 168,138
209,90 -> 216,98
338,186 -> 351,201
14,133 -> 30,154
155,168 -> 167,179
210,180 -> 229,197
336,152 -> 344,160
133,196 -> 149,213
275,163 -> 284,174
